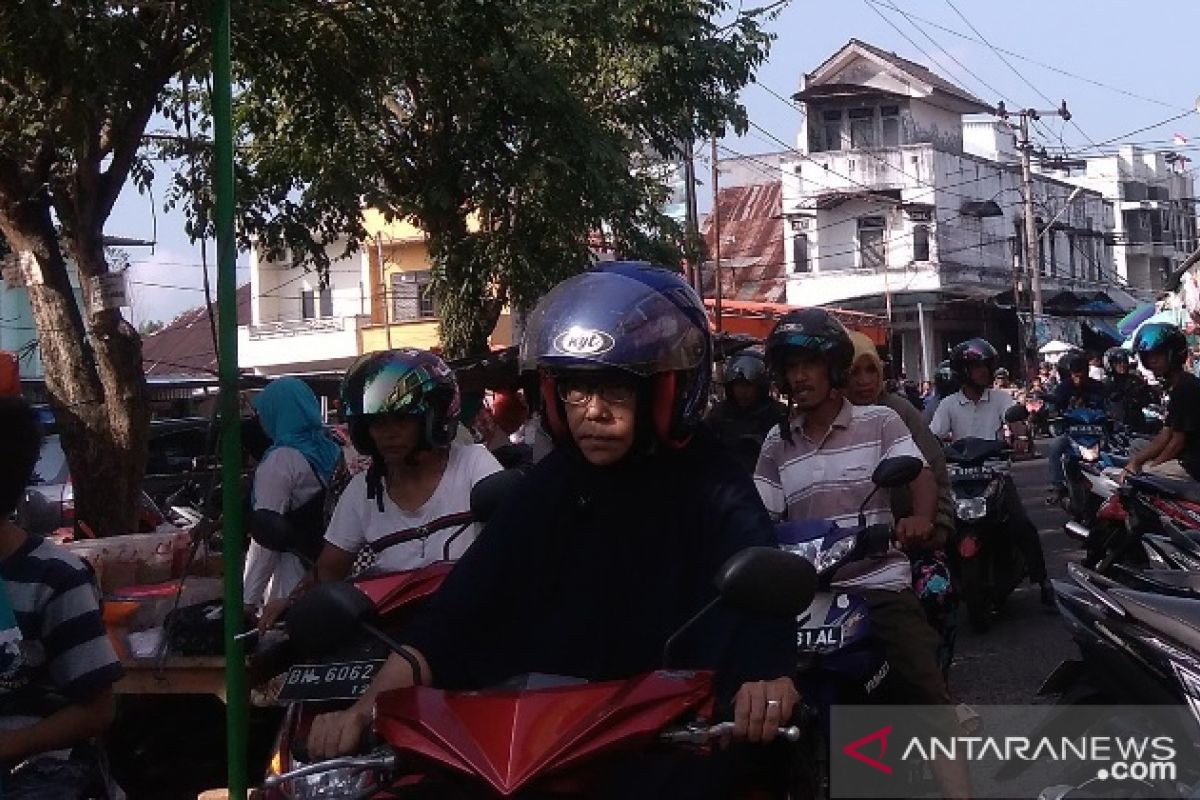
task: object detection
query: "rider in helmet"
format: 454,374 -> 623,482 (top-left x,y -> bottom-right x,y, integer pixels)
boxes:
931,337 -> 1052,605
320,348 -> 502,575
921,360 -> 959,426
706,349 -> 787,473
1124,322 -> 1200,483
755,310 -> 965,731
307,264 -> 799,793
1047,348 -> 1106,504
1102,346 -> 1154,434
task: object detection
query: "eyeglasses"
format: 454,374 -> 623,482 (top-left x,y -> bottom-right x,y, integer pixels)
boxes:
557,379 -> 636,407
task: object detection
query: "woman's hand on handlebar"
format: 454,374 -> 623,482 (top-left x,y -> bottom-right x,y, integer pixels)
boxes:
256,597 -> 291,635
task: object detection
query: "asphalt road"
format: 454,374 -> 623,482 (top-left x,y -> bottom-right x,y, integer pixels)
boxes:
951,449 -> 1079,705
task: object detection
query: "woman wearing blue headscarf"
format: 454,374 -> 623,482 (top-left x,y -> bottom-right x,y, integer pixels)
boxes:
243,377 -> 341,615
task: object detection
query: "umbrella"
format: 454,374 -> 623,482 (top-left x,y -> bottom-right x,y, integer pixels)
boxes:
1122,307 -> 1188,349
1038,340 -> 1075,356
1117,303 -> 1155,336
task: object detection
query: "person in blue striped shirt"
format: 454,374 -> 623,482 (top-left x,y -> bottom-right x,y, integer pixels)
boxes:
0,397 -> 122,798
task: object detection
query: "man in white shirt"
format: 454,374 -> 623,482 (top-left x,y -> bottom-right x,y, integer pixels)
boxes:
935,338 -> 1051,605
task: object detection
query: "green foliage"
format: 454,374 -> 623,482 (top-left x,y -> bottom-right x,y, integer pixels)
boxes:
159,0 -> 775,355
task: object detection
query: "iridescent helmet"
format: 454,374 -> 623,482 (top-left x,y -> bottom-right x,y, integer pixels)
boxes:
339,348 -> 460,457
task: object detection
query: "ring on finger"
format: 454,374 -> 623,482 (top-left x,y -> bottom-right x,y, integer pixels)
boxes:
766,699 -> 782,708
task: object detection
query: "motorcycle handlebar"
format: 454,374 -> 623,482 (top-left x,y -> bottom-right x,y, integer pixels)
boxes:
659,722 -> 802,745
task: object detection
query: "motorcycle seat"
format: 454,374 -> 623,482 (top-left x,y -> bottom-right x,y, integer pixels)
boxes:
1129,570 -> 1200,595
1127,473 -> 1200,505
1109,587 -> 1200,653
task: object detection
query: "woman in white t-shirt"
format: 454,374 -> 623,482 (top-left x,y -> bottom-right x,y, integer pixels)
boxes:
318,349 -> 501,579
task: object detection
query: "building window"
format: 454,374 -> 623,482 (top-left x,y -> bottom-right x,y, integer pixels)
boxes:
880,105 -> 900,146
858,217 -> 886,270
849,108 -> 875,149
792,232 -> 809,273
821,110 -> 842,152
1067,234 -> 1076,279
301,289 -> 315,320
912,224 -> 930,261
390,270 -> 437,322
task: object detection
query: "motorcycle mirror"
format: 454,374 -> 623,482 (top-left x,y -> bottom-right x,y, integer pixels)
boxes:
871,456 -> 923,489
1004,404 -> 1030,423
715,547 -> 817,618
285,582 -> 375,655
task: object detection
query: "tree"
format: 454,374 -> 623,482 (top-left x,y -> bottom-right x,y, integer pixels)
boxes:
138,320 -> 165,336
0,2 -> 207,535
0,1 -> 771,534
163,0 -> 775,356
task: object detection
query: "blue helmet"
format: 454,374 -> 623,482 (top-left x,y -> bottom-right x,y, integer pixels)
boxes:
519,261 -> 712,447
1132,322 -> 1188,371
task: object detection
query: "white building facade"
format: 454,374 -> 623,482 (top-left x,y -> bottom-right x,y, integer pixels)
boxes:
764,39 -> 1132,378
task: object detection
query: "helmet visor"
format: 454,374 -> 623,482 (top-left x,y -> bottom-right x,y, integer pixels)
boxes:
1134,323 -> 1178,353
360,359 -> 449,417
520,270 -> 710,376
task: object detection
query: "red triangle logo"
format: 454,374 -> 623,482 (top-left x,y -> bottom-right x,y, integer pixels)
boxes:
842,725 -> 894,774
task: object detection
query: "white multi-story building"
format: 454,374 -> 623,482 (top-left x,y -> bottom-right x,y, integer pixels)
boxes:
711,40 -> 1142,378
1041,145 -> 1197,294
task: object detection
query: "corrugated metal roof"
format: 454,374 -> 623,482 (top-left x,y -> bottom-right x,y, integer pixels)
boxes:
141,284 -> 251,377
701,181 -> 786,303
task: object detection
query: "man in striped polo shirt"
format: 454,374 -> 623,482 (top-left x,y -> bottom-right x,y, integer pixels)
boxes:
755,310 -> 969,797
0,397 -> 123,797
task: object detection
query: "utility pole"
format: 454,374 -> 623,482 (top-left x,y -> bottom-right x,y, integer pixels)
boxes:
710,137 -> 723,332
683,137 -> 702,296
998,100 -> 1071,376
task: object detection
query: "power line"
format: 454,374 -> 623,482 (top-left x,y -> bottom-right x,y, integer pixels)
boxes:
939,0 -> 1106,158
862,0 -> 1187,113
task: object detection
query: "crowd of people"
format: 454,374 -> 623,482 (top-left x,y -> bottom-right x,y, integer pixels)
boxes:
5,257 -> 1200,796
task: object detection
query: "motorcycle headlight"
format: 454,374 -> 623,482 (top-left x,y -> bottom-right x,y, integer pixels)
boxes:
955,497 -> 987,521
1079,444 -> 1100,462
815,536 -> 858,574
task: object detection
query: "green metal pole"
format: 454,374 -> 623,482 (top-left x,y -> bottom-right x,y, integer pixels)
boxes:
212,0 -> 248,796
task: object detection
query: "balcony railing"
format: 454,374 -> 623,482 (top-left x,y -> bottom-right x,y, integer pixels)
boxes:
247,317 -> 348,340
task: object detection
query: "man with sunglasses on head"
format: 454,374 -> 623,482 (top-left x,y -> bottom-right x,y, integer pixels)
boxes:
306,263 -> 798,797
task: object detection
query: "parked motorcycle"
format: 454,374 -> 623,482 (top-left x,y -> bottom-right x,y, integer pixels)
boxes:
263,547 -> 817,798
1003,562 -> 1200,797
1073,471 -> 1200,575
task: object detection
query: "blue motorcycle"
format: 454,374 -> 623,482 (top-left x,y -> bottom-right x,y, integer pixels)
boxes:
1053,407 -> 1111,523
777,456 -> 927,799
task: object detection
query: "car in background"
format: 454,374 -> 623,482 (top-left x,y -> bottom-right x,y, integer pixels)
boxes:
16,418 -> 215,535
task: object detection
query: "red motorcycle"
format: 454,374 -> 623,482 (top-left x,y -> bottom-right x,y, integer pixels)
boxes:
262,547 -> 815,798
250,470 -> 523,798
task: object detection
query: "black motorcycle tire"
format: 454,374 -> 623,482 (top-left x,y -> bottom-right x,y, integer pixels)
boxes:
958,557 -> 991,632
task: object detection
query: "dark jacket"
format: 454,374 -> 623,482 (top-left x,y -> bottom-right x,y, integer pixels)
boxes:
1105,373 -> 1154,431
1053,376 -> 1106,411
402,431 -> 794,703
705,398 -> 788,474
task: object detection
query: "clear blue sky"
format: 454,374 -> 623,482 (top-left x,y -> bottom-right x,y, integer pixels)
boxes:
108,0 -> 1200,325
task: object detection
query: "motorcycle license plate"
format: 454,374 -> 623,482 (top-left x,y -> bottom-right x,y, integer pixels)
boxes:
798,626 -> 843,649
797,593 -> 843,651
1069,425 -> 1104,436
948,465 -> 986,479
277,659 -> 385,702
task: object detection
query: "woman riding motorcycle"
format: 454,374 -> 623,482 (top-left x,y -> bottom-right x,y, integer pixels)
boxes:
256,349 -> 501,630
306,263 -> 797,797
